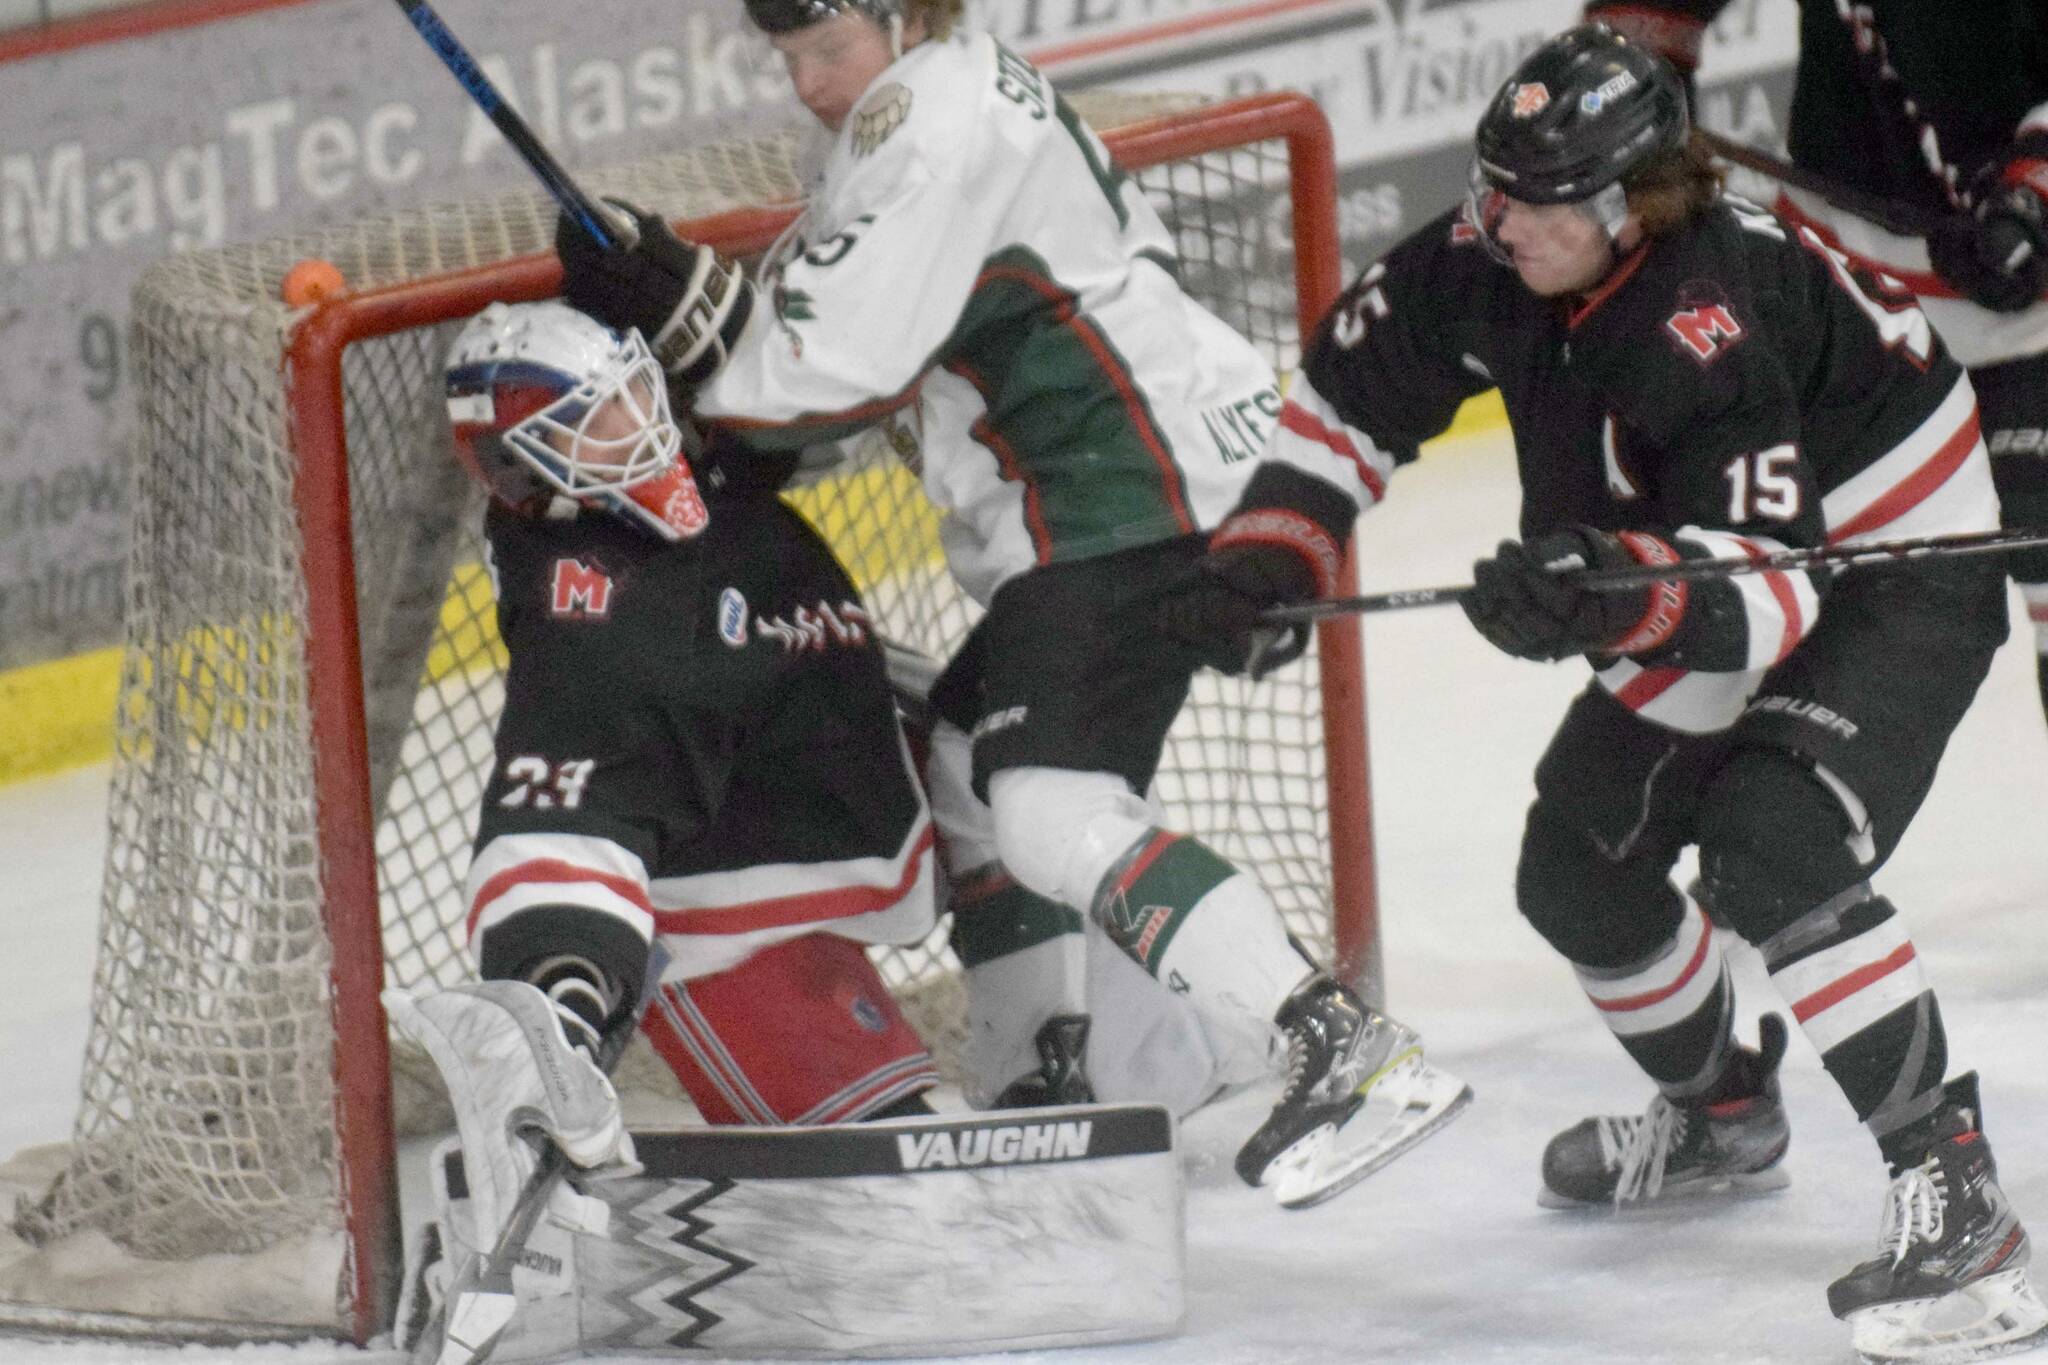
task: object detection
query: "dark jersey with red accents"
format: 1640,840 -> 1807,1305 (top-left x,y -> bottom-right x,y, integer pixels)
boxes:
1593,0 -> 2048,214
1287,195 -> 1997,730
467,491 -> 933,966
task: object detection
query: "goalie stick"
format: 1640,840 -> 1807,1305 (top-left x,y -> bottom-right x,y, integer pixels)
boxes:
420,943 -> 671,1365
1260,526 -> 2048,625
390,0 -> 623,249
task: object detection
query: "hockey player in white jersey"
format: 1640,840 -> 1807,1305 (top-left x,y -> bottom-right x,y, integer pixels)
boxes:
554,0 -> 1469,1205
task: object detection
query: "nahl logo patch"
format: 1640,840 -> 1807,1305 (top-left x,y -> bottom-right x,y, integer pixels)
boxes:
852,82 -> 912,156
550,558 -> 613,618
717,587 -> 748,647
896,1120 -> 1093,1171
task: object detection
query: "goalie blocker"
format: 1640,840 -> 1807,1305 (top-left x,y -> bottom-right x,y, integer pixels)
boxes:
401,1104 -> 1181,1361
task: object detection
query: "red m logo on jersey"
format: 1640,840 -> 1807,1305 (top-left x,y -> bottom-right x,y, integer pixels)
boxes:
550,558 -> 613,618
1665,304 -> 1745,362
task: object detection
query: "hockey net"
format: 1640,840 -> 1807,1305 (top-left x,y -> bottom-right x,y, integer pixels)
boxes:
0,90 -> 1371,1344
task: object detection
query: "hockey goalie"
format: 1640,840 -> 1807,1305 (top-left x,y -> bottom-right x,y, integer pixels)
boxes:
387,300 -> 1184,1362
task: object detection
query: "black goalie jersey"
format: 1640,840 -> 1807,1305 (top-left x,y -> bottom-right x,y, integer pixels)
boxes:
466,491 -> 936,980
1273,194 -> 2000,733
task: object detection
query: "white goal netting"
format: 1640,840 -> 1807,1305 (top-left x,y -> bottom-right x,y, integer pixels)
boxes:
0,91 -> 1366,1343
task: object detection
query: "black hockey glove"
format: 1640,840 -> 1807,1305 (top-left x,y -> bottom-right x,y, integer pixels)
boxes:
1928,141 -> 2048,314
1460,526 -> 1679,663
1157,541 -> 1320,681
1156,464 -> 1354,680
556,200 -> 756,388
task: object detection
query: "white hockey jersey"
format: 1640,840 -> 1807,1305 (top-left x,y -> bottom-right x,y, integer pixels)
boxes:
695,30 -> 1283,603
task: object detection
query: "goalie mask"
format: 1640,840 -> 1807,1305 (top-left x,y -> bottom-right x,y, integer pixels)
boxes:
1466,23 -> 1688,263
446,301 -> 708,541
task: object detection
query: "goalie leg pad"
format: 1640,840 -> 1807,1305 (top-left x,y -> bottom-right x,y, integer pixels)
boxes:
638,932 -> 938,1124
417,1105 -> 1184,1363
383,981 -> 632,1246
399,1137 -> 619,1360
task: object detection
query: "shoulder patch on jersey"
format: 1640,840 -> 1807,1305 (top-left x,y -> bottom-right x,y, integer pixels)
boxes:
550,557 -> 615,619
1663,282 -> 1747,364
852,83 -> 913,157
717,587 -> 749,648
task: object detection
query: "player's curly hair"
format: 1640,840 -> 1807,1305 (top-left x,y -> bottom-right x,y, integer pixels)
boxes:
1627,130 -> 1726,238
906,0 -> 964,40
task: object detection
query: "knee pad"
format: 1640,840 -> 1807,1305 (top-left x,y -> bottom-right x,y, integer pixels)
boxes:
1515,801 -> 1685,969
987,766 -> 1154,912
1697,750 -> 1868,944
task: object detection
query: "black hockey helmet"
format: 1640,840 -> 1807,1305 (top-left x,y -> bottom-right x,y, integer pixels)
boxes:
1473,24 -> 1688,207
742,0 -> 903,34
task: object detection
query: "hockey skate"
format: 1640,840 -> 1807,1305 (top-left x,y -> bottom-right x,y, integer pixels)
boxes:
994,1013 -> 1096,1108
1540,1014 -> 1791,1209
1829,1074 -> 2048,1365
1236,976 -> 1472,1210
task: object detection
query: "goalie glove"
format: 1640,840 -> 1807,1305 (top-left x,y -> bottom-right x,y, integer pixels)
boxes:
384,980 -> 636,1250
1460,526 -> 1686,663
1928,136 -> 2048,314
1157,464 -> 1354,681
555,199 -> 755,389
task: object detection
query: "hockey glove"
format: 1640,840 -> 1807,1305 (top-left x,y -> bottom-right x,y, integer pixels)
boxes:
1928,139 -> 2048,314
1157,465 -> 1353,680
1460,526 -> 1683,663
556,200 -> 755,388
1157,541 -> 1320,680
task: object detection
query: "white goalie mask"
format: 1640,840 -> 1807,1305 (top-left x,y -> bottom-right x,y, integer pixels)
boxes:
445,301 -> 708,541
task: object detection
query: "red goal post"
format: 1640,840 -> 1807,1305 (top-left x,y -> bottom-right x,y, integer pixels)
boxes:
0,90 -> 1377,1346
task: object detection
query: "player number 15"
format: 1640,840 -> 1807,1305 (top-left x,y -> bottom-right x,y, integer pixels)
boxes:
1723,444 -> 1801,523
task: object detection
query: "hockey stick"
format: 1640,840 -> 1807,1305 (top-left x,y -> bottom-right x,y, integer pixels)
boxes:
1261,526 -> 2048,625
426,944 -> 670,1365
390,0 -> 622,249
1699,129 -> 1946,240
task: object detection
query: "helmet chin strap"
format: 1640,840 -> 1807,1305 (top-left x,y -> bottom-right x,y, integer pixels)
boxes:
887,12 -> 904,58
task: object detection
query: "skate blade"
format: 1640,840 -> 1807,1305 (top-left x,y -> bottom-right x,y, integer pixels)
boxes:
1847,1266 -> 2048,1365
1270,1056 -> 1473,1210
1535,1164 -> 1791,1212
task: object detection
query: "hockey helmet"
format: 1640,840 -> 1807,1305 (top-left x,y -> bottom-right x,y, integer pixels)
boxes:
445,301 -> 707,540
1468,24 -> 1689,248
742,0 -> 903,35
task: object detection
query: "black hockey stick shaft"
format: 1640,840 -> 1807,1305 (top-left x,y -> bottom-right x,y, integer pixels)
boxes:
390,0 -> 620,249
429,944 -> 670,1365
1700,129 -> 1946,240
1262,527 -> 2048,624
